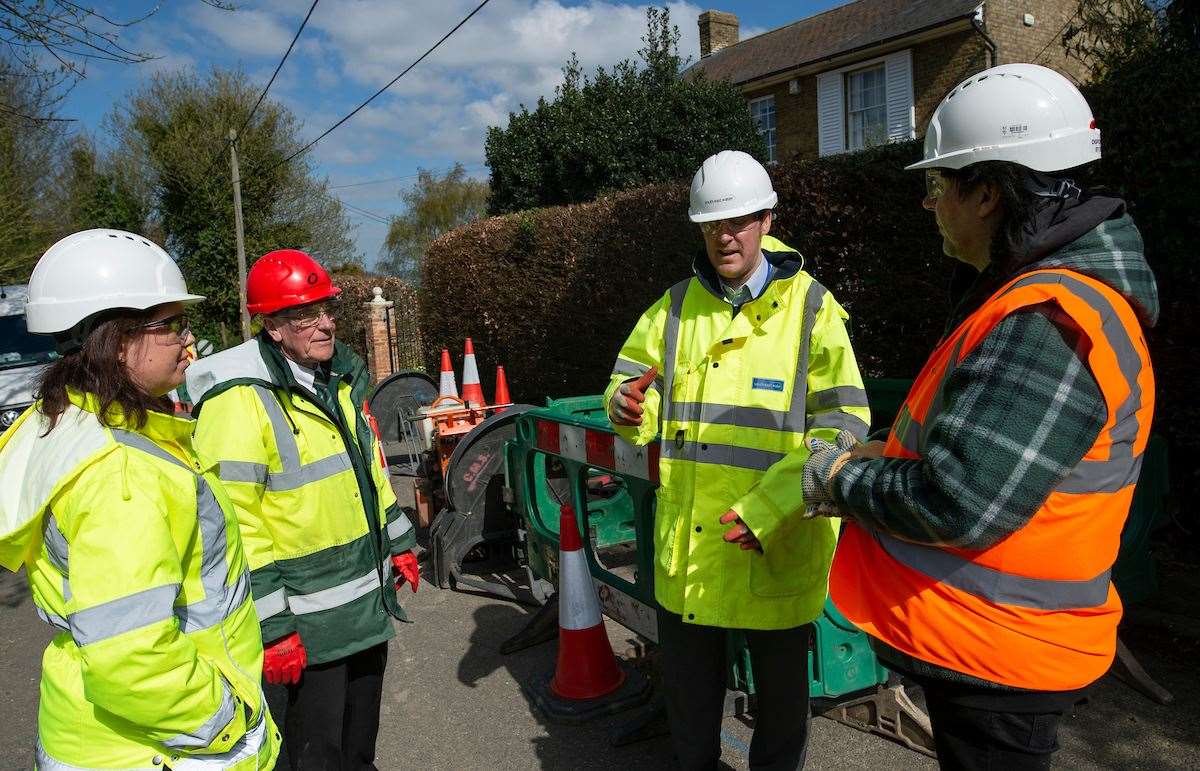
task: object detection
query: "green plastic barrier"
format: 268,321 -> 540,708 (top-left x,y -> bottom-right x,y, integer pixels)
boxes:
504,380 -> 1169,704
505,394 -> 888,700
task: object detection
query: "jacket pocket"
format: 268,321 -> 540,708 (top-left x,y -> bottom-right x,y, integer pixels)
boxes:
652,490 -> 686,578
749,516 -> 823,598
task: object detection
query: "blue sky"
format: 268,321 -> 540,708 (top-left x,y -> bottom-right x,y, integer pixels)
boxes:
62,0 -> 845,268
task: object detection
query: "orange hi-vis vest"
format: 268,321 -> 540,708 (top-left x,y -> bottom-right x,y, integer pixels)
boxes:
830,268 -> 1154,691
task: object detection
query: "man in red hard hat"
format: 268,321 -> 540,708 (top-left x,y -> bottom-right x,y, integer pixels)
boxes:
185,249 -> 418,769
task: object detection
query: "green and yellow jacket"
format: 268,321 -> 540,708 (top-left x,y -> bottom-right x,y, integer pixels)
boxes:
187,336 -> 415,664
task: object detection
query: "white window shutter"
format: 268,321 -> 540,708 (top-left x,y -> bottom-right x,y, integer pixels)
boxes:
885,49 -> 915,141
817,71 -> 845,156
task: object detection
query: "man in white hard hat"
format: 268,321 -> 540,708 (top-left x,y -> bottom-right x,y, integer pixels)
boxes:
803,64 -> 1158,769
605,150 -> 870,769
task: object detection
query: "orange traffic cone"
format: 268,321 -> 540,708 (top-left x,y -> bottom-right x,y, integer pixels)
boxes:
492,365 -> 511,412
527,503 -> 649,723
461,338 -> 486,408
438,348 -> 458,399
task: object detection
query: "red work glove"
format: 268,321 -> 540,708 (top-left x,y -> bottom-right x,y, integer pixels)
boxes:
392,551 -> 420,593
262,632 -> 307,685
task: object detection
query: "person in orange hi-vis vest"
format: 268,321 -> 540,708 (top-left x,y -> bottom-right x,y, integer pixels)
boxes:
800,64 -> 1157,770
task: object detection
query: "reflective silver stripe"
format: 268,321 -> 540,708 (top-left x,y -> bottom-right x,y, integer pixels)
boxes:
807,410 -> 870,438
783,279 -> 830,432
894,406 -> 922,453
163,681 -> 236,750
1001,273 -> 1146,461
254,587 -> 288,619
111,432 -> 244,634
808,385 -> 869,411
611,357 -> 662,392
1058,454 -> 1145,495
660,279 -> 690,425
111,428 -> 188,469
175,480 -> 242,633
219,460 -> 269,484
36,606 -> 70,633
252,385 -> 301,470
387,513 -> 413,541
874,531 -> 1112,610
177,569 -> 251,634
36,740 -> 159,770
42,512 -> 69,575
661,440 -> 785,472
265,452 -> 353,491
670,401 -> 789,431
918,334 -> 968,453
68,583 -> 179,646
287,567 -> 382,615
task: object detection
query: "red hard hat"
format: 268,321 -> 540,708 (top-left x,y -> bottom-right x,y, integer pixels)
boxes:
246,249 -> 341,315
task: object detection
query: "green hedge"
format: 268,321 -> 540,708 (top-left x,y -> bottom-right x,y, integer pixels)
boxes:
423,137 -> 1195,529
421,141 -> 943,401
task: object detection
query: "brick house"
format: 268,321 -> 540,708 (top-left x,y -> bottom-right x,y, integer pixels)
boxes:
689,0 -> 1087,163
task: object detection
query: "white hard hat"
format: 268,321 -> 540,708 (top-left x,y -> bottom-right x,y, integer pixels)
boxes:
25,229 -> 204,340
688,150 -> 778,223
906,63 -> 1100,172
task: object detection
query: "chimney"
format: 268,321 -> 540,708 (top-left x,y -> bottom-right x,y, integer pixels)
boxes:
699,10 -> 739,58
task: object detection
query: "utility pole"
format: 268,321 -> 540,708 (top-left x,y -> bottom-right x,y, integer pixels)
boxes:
229,128 -> 251,341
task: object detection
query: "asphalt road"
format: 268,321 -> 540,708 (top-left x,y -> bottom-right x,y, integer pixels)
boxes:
3,562 -> 1198,770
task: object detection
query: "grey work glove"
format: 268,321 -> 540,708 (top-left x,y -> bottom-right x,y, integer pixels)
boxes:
801,430 -> 860,518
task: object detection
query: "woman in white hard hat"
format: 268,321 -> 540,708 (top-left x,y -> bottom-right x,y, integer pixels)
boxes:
0,229 -> 279,769
803,64 -> 1158,769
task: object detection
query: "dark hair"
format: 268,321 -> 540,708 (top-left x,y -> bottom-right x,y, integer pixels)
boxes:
37,308 -> 174,432
942,161 -> 1040,277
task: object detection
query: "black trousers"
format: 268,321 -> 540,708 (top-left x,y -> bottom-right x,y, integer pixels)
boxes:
284,642 -> 388,771
917,676 -> 1076,771
659,611 -> 812,771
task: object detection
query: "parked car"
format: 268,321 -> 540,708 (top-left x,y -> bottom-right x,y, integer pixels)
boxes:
0,285 -> 56,432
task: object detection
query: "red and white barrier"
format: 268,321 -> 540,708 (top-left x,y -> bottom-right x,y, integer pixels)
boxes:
534,420 -> 659,483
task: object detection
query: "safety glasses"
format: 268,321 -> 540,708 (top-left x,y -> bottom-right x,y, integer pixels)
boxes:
698,211 -> 764,237
133,313 -> 190,342
925,170 -> 951,200
275,298 -> 338,329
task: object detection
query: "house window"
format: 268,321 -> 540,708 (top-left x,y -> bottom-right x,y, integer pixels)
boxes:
749,95 -> 777,163
846,65 -> 887,150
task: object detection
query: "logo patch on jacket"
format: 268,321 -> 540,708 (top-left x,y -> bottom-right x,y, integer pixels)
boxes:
752,377 -> 785,392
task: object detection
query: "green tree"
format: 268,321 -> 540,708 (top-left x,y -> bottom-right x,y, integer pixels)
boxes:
485,6 -> 765,215
110,69 -> 359,346
0,56 -> 69,285
58,136 -> 149,233
379,163 -> 488,282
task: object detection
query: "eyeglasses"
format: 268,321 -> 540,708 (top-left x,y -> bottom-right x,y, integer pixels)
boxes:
698,212 -> 764,237
925,170 -> 951,200
275,299 -> 338,329
134,313 -> 190,341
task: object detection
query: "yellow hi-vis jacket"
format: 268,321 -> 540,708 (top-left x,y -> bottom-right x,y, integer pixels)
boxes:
186,336 -> 415,665
0,392 -> 279,770
605,236 -> 870,630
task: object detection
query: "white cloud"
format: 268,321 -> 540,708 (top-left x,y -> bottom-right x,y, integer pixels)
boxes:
190,4 -> 296,56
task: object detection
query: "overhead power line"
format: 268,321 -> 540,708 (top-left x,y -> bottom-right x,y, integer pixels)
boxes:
328,163 -> 487,190
200,0 -> 321,179
234,0 -> 321,142
261,0 -> 494,176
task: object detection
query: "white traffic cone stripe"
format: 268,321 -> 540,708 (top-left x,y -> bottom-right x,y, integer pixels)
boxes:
439,370 -> 457,397
559,548 -> 603,631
